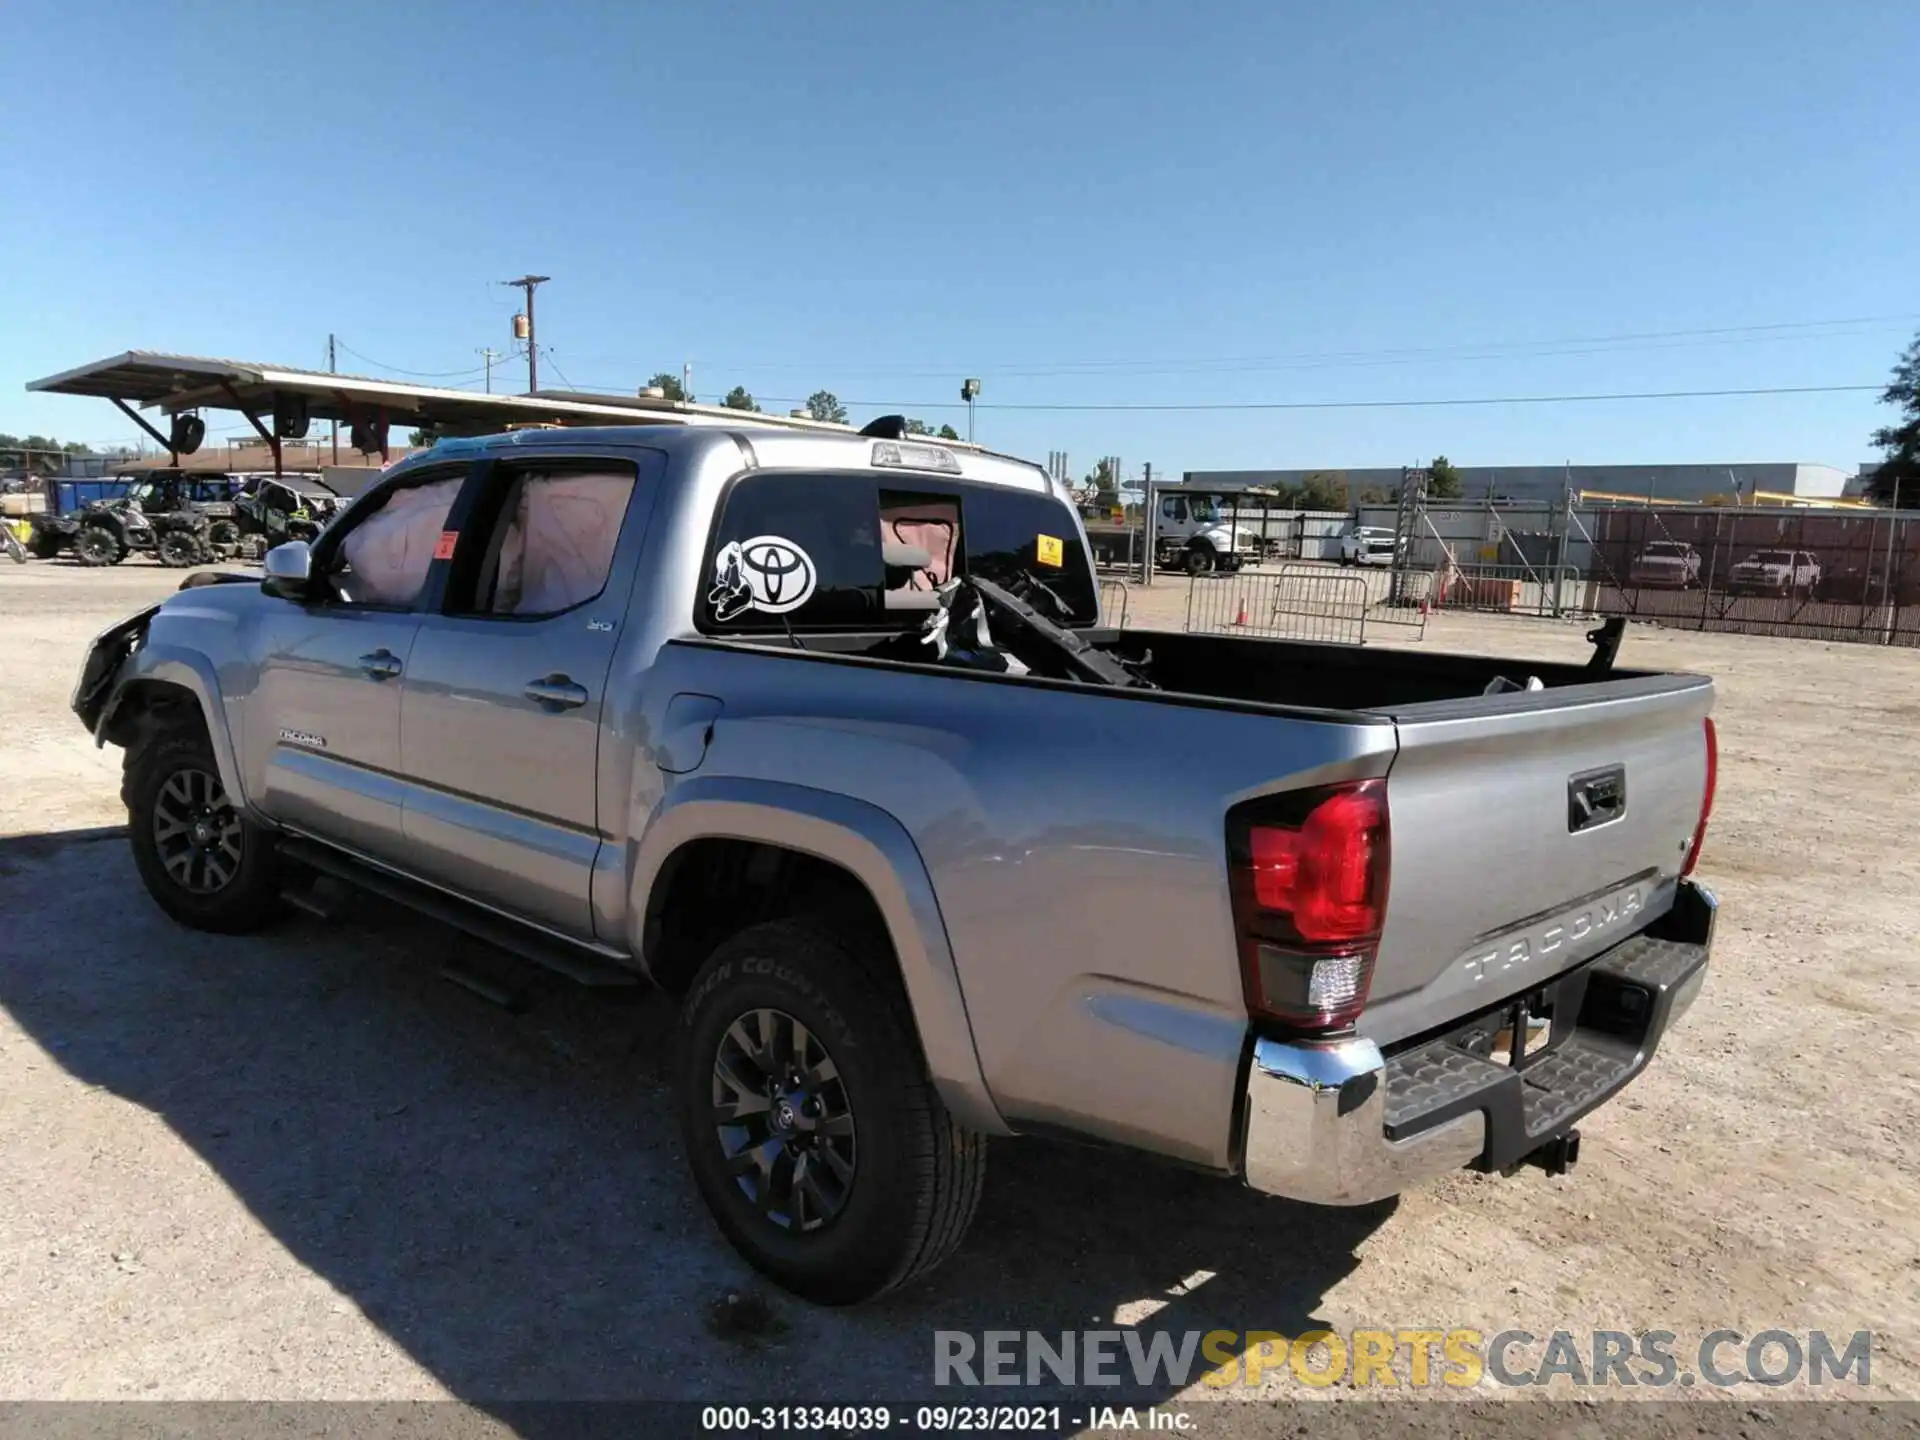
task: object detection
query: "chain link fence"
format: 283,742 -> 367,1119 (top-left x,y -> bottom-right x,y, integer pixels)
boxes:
1159,500 -> 1919,649
1351,496 -> 1920,647
1575,505 -> 1919,646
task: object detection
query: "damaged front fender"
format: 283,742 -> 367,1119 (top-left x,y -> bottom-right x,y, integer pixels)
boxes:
74,608 -> 250,811
71,604 -> 160,733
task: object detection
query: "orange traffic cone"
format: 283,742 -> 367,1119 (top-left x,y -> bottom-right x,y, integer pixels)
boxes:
1233,597 -> 1249,626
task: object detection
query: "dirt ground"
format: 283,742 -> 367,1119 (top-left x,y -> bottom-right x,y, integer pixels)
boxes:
2,557 -> 1917,1421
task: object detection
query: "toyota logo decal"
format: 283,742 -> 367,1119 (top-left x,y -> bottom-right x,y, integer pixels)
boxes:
709,534 -> 819,620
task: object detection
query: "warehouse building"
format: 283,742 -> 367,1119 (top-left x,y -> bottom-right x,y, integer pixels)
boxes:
1182,461 -> 1854,506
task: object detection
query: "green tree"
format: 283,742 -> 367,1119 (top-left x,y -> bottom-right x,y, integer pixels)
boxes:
1868,333 -> 1920,505
903,418 -> 933,435
1081,458 -> 1121,501
408,427 -> 441,447
938,424 -> 960,441
1426,455 -> 1465,500
721,386 -> 760,412
646,372 -> 691,403
0,433 -> 91,473
1297,474 -> 1350,512
805,390 -> 848,424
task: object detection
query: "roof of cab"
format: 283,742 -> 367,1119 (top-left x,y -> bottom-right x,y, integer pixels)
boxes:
406,424 -> 1056,494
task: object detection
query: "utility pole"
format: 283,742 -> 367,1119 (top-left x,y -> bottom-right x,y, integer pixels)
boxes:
502,274 -> 550,393
477,347 -> 502,394
683,362 -> 692,404
327,333 -> 338,464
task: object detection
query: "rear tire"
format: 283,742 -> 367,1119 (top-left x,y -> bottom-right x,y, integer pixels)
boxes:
75,526 -> 122,567
674,919 -> 986,1305
124,722 -> 284,933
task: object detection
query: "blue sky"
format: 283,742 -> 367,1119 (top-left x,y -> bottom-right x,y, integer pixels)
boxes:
3,0 -> 1915,481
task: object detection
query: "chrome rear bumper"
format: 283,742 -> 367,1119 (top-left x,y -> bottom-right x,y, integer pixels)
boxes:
1240,1035 -> 1485,1206
1240,880 -> 1716,1207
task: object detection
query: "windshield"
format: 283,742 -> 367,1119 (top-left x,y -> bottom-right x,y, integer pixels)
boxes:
1750,550 -> 1794,565
1183,496 -> 1222,524
1644,542 -> 1689,556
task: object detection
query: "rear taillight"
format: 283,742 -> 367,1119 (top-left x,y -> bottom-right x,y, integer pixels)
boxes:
1681,716 -> 1717,877
1228,780 -> 1390,1032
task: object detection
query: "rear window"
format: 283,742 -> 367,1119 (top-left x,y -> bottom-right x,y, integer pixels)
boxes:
701,471 -> 1097,632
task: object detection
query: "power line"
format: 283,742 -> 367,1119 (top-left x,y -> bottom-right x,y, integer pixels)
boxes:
333,340 -> 493,380
567,312 -> 1920,380
550,380 -> 1878,414
541,347 -> 577,391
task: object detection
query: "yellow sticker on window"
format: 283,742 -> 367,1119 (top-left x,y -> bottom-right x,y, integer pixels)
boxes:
1036,534 -> 1064,568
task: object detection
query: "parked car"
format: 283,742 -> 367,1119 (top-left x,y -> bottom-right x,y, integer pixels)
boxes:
1628,540 -> 1703,589
73,423 -> 1719,1305
1338,525 -> 1403,566
1727,548 -> 1821,596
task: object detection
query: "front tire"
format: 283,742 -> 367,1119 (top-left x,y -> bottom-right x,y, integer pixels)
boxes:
75,526 -> 122,567
157,530 -> 204,567
674,919 -> 986,1305
1184,544 -> 1215,576
125,723 -> 284,933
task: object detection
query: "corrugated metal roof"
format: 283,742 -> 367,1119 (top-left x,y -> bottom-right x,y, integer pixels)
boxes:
25,351 -> 863,438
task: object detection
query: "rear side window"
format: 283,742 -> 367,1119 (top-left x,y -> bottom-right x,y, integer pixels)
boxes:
448,466 -> 640,618
701,471 -> 1097,632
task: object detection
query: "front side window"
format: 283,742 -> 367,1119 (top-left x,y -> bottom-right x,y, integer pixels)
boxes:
329,473 -> 466,607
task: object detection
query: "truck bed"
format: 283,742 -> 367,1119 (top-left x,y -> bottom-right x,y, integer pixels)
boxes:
684,626 -> 1713,1070
716,624 -> 1693,720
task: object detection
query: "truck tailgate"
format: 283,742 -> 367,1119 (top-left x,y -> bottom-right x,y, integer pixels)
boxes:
1361,674 -> 1713,1047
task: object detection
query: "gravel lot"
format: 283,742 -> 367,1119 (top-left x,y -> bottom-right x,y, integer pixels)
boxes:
2,558 -> 1916,1417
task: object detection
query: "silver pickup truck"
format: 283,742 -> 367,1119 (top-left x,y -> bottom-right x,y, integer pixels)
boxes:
71,421 -> 1719,1305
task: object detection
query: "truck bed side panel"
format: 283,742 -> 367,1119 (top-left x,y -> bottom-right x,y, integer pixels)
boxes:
642,641 -> 1395,1170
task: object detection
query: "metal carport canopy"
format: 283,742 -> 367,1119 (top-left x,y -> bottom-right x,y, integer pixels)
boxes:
25,350 -> 844,434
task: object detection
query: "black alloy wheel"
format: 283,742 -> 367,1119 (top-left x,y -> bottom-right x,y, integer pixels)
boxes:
711,1007 -> 858,1233
150,766 -> 244,895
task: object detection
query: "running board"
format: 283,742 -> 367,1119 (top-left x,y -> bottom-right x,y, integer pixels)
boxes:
275,835 -> 643,989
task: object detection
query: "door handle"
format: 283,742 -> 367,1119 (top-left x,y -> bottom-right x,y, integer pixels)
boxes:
358,650 -> 403,680
525,674 -> 590,711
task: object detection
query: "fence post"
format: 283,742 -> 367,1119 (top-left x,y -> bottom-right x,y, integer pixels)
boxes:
1700,509 -> 1722,630
1887,512 -> 1906,646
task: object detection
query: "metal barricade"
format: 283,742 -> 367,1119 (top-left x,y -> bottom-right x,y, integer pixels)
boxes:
1425,562 -> 1585,619
1098,579 -> 1131,631
1184,565 -> 1370,645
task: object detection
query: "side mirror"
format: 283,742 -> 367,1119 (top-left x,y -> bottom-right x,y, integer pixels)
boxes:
261,541 -> 314,600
